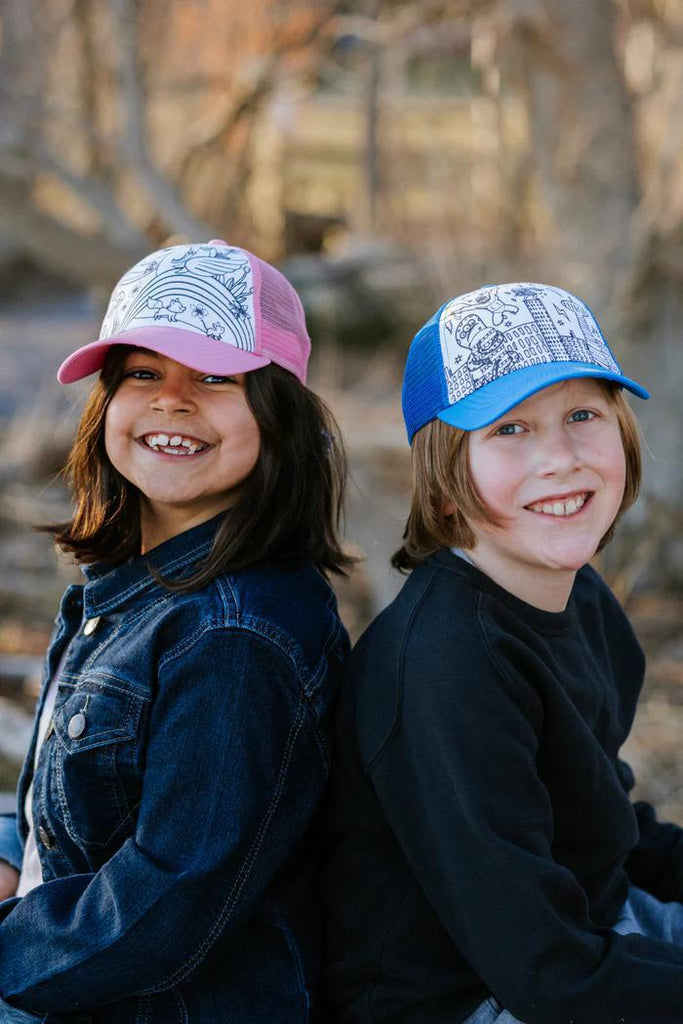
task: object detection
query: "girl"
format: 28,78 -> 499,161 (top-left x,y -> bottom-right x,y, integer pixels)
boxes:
322,282 -> 683,1023
0,239 -> 350,1023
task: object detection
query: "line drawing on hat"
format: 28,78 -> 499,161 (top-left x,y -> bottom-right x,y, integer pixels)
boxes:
453,287 -> 519,327
148,297 -> 187,322
99,243 -> 257,352
440,284 -> 620,405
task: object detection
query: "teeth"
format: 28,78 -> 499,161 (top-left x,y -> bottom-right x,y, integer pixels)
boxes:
143,434 -> 206,454
530,494 -> 587,516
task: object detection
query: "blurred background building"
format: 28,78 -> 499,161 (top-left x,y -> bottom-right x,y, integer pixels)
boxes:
0,0 -> 682,813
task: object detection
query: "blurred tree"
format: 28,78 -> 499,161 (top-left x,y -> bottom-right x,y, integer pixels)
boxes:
0,0 -> 341,287
498,0 -> 639,312
618,0 -> 683,533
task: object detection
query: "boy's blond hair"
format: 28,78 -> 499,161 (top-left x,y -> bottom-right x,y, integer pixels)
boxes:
392,383 -> 642,572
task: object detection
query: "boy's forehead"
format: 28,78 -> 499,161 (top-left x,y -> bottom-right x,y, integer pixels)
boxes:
487,377 -> 607,421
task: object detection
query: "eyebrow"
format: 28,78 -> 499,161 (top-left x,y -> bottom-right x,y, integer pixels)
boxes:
125,347 -> 158,358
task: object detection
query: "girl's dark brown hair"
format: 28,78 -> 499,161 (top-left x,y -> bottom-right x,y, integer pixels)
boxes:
392,382 -> 642,572
45,347 -> 353,589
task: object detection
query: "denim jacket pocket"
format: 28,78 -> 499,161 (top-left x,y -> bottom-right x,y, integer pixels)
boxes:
50,678 -> 146,849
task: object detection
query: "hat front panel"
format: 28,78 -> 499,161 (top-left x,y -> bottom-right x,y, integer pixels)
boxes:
438,283 -> 620,408
99,244 -> 257,352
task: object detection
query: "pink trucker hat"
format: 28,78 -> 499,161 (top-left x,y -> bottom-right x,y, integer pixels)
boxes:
58,239 -> 311,384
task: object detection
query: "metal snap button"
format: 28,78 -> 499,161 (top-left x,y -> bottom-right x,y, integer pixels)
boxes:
83,615 -> 101,636
38,825 -> 55,849
68,712 -> 87,739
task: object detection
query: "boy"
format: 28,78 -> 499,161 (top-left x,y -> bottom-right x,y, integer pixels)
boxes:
321,283 -> 683,1023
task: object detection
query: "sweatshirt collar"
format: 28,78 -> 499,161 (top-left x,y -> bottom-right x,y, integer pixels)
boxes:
431,547 -> 578,634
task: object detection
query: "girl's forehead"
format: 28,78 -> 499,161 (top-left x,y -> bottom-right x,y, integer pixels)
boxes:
122,347 -> 191,371
123,346 -> 163,361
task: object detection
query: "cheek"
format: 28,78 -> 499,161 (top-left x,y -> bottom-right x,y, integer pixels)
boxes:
593,431 -> 627,494
238,432 -> 261,479
469,453 -> 518,513
608,442 -> 627,502
222,408 -> 261,475
103,400 -> 128,468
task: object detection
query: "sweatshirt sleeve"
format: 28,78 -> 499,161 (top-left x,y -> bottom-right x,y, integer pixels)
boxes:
625,795 -> 683,901
364,616 -> 683,1024
0,628 -> 326,1016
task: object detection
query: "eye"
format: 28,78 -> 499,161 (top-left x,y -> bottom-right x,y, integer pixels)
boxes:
200,374 -> 238,385
494,422 -> 524,436
568,409 -> 595,423
122,367 -> 158,380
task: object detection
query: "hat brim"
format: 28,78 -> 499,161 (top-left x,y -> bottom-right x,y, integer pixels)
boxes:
57,326 -> 271,383
437,362 -> 649,431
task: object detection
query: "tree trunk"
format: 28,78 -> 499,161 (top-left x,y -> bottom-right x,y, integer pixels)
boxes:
501,0 -> 639,320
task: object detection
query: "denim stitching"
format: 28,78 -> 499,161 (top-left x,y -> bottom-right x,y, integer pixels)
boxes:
52,735 -> 137,850
86,543 -> 214,615
148,691 -> 308,990
79,593 -> 171,672
134,994 -> 153,1024
172,986 -> 189,1024
71,674 -> 152,703
216,575 -> 239,622
157,619 -> 226,670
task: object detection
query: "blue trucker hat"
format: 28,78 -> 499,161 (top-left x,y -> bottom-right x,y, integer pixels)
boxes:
402,282 -> 649,442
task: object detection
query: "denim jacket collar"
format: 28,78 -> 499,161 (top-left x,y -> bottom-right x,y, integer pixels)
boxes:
81,513 -> 222,619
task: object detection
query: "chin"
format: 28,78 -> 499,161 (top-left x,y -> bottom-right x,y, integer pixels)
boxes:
544,544 -> 601,572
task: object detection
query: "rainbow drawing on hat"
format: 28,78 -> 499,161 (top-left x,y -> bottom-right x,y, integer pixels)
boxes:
99,243 -> 256,352
439,284 -> 620,405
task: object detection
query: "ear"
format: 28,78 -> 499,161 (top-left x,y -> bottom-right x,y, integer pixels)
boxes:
442,499 -> 455,517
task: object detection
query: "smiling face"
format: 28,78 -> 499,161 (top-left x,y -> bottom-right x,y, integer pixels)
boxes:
104,349 -> 260,550
464,379 -> 627,611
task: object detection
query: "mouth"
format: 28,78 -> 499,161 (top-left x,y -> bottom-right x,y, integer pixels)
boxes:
137,432 -> 211,456
525,491 -> 593,518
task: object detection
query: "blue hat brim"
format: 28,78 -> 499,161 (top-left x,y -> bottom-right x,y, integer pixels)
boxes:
437,362 -> 649,431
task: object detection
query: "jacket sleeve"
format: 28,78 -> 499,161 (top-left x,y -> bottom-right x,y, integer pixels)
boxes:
363,630 -> 683,1024
0,627 -> 326,1015
0,815 -> 23,873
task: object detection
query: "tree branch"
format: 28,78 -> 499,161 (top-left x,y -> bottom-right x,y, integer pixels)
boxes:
108,0 -> 211,238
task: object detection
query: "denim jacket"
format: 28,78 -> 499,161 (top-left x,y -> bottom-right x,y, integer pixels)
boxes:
0,516 -> 349,1024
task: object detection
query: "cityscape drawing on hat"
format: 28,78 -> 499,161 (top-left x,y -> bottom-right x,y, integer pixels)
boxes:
439,284 -> 619,406
100,243 -> 256,352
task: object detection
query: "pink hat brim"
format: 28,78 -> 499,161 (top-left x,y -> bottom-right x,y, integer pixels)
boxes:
57,326 -> 271,383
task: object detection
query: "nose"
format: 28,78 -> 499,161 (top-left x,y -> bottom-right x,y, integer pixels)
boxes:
150,373 -> 196,415
535,426 -> 581,477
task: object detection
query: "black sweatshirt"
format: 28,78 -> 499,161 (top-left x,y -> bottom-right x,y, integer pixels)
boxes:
321,549 -> 683,1024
